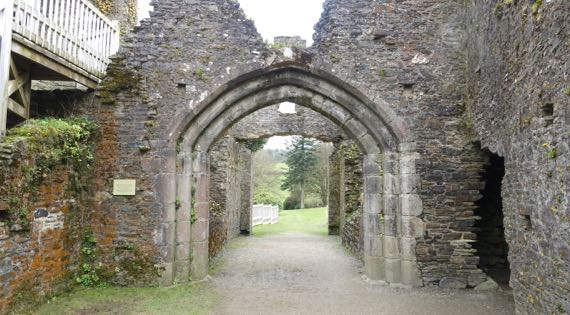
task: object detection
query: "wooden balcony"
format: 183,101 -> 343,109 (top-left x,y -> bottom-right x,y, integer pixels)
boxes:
0,0 -> 120,135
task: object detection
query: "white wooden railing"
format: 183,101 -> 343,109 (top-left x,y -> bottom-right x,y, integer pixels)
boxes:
10,0 -> 120,77
252,205 -> 279,226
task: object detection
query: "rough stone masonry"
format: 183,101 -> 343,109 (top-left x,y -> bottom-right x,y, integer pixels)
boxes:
0,0 -> 568,314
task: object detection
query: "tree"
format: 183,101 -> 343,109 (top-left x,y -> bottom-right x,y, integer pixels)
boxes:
308,143 -> 333,206
281,137 -> 318,209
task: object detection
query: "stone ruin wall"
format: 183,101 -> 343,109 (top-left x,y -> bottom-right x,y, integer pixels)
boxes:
208,137 -> 252,258
0,141 -> 88,313
336,143 -> 364,258
465,1 -> 570,313
229,105 -> 345,142
312,0 -> 489,288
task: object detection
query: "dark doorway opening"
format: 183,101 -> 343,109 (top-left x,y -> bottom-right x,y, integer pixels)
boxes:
474,151 -> 510,286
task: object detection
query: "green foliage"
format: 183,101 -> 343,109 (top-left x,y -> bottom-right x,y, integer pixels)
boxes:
6,117 -> 97,171
543,143 -> 557,159
243,138 -> 268,152
493,0 -> 514,17
377,69 -> 386,78
281,137 -> 318,208
547,147 -> 558,159
531,0 -> 542,14
281,137 -> 318,192
252,150 -> 288,208
2,118 -> 97,226
283,189 -> 325,210
76,231 -> 104,287
330,54 -> 339,63
564,85 -> 570,96
253,190 -> 282,207
194,68 -> 206,81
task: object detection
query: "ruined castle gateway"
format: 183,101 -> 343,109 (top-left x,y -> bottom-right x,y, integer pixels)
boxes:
168,64 -> 423,285
2,0 -> 566,313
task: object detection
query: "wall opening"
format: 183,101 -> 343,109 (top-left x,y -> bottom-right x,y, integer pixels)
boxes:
473,151 -> 510,286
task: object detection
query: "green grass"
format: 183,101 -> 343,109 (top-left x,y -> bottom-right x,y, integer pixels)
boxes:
253,207 -> 328,237
32,282 -> 218,315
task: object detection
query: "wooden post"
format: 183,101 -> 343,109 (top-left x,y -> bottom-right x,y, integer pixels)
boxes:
0,0 -> 14,138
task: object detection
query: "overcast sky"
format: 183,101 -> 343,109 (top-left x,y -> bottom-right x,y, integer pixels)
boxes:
137,1 -> 325,149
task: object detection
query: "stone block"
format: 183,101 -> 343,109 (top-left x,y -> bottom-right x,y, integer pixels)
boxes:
383,153 -> 399,174
401,174 -> 419,194
195,202 -> 209,220
383,173 -> 399,194
383,215 -> 398,236
398,142 -> 417,153
158,262 -> 174,286
439,277 -> 467,289
176,221 -> 191,243
344,119 -> 367,139
364,234 -> 383,256
475,278 -> 499,291
191,220 -> 208,242
400,237 -> 417,261
156,173 -> 176,205
364,193 -> 382,214
364,176 -> 383,194
194,174 -> 210,202
174,260 -> 190,282
383,194 -> 398,216
385,258 -> 401,284
401,194 -> 423,216
400,260 -> 423,287
176,243 -> 191,259
402,216 -> 425,238
191,241 -> 209,280
359,134 -> 381,154
468,272 -> 488,287
383,235 -> 400,259
364,254 -> 386,281
400,155 -> 417,174
363,154 -> 381,174
363,213 -> 380,235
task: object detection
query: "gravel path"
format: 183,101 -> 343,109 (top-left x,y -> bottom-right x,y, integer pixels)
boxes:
207,233 -> 515,315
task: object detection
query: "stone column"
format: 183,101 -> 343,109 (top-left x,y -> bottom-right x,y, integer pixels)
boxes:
328,146 -> 342,235
173,149 -> 192,282
398,143 -> 423,286
239,145 -> 253,235
382,152 -> 402,284
363,153 -> 385,281
158,148 -> 177,285
191,151 -> 210,280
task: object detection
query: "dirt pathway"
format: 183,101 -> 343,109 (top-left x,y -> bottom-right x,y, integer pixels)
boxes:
207,233 -> 515,315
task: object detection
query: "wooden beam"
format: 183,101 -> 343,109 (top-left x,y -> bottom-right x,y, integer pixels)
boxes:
0,0 -> 14,138
11,36 -> 99,89
7,98 -> 27,119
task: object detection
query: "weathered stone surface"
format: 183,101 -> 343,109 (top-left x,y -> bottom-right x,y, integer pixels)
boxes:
465,0 -> 570,313
475,278 -> 499,291
439,277 -> 467,289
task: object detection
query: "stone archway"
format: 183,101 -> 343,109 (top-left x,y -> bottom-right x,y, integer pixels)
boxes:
166,63 -> 423,287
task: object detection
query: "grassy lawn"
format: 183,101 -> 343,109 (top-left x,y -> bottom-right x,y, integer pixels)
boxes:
31,282 -> 217,315
253,207 -> 328,237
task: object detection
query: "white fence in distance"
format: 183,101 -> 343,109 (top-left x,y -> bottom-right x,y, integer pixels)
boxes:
252,205 -> 279,226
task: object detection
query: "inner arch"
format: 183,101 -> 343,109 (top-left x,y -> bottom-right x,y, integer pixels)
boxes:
173,64 -> 407,154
